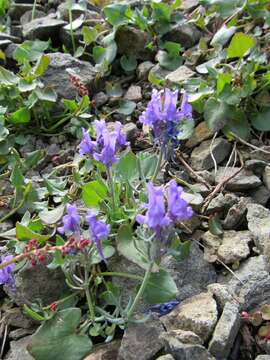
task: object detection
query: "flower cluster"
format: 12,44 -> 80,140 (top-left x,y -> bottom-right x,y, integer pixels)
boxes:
137,180 -> 193,238
69,74 -> 89,97
139,89 -> 192,145
79,120 -> 128,168
58,204 -> 110,262
0,255 -> 15,291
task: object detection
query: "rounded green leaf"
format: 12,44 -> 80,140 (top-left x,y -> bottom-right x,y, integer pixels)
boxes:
251,109 -> 270,131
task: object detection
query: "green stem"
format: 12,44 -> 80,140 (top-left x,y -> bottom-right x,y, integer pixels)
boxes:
68,0 -> 76,55
98,271 -> 144,281
84,255 -> 95,322
137,157 -> 147,188
126,261 -> 154,320
31,0 -> 37,20
152,150 -> 163,183
106,167 -> 116,213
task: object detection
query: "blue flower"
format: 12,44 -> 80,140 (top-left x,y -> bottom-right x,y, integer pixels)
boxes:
58,204 -> 80,235
86,210 -> 110,262
0,255 -> 15,291
79,129 -> 95,156
148,300 -> 180,316
167,180 -> 193,221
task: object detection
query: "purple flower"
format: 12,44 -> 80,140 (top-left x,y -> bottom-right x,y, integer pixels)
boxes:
179,93 -> 192,119
136,182 -> 170,237
79,129 -> 95,156
167,180 -> 193,221
139,89 -> 192,144
58,204 -> 80,235
93,132 -> 119,168
0,255 -> 15,291
86,210 -> 110,262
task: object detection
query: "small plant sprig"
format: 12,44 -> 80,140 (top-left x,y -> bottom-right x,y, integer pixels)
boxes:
241,305 -> 270,340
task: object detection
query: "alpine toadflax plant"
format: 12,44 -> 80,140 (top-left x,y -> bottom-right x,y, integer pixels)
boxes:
79,120 -> 129,168
139,89 -> 192,145
0,255 -> 15,291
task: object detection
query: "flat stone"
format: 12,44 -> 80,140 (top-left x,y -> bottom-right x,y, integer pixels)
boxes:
163,338 -> 215,360
245,159 -> 268,176
215,167 -> 261,191
123,123 -> 138,142
149,64 -> 171,81
156,355 -> 175,360
163,23 -> 201,48
181,192 -> 203,211
8,3 -> 43,20
208,302 -> 240,358
0,33 -> 21,43
263,166 -> 270,190
190,138 -> 232,171
0,39 -> 12,49
4,336 -> 34,360
161,329 -> 203,345
161,242 -> 217,301
161,292 -> 218,342
4,308 -> 35,329
115,26 -> 153,61
9,328 -> 35,341
20,9 -> 46,25
22,16 -> 66,40
180,0 -> 199,10
84,341 -> 120,360
93,92 -> 108,108
166,65 -> 195,85
186,121 -> 214,148
247,203 -> 270,253
117,317 -> 164,360
41,52 -> 98,100
57,2 -> 101,22
136,61 -> 154,80
223,197 -> 252,230
207,283 -> 235,309
250,185 -> 270,206
255,356 -> 270,360
206,193 -> 238,215
124,85 -> 142,101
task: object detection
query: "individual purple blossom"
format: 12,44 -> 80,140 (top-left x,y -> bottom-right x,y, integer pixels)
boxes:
79,129 -> 95,156
179,93 -> 192,119
0,255 -> 15,291
136,182 -> 171,238
86,210 -> 110,262
167,180 -> 193,221
58,204 -> 80,235
93,131 -> 119,168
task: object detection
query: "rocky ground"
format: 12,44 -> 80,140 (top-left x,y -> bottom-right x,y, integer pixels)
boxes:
0,0 -> 270,359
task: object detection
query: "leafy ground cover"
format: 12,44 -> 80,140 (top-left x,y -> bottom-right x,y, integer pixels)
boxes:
0,0 -> 270,359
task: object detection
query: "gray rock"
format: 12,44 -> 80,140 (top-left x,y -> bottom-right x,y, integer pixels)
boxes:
84,340 -> 120,360
223,197 -> 252,229
136,61 -> 154,80
22,16 -> 66,40
190,138 -> 232,171
149,64 -> 171,81
255,356 -> 270,360
163,337 -> 214,360
247,203 -> 270,253
163,23 -> 201,48
186,121 -> 214,149
161,242 -> 217,301
161,329 -> 203,345
207,283 -> 235,309
4,308 -> 35,329
181,192 -> 203,211
4,43 -> 18,59
206,193 -> 238,215
9,328 -> 35,341
57,2 -> 101,22
93,91 -> 109,108
117,317 -> 164,360
180,0 -> 199,10
59,26 -> 81,50
250,185 -> 270,206
263,166 -> 270,190
161,292 -> 218,342
166,65 -> 195,85
202,230 -> 252,264
123,122 -> 138,142
0,220 -> 13,232
215,167 -> 261,191
115,26 -> 152,61
5,262 -> 68,306
0,39 -> 12,49
8,3 -> 43,20
0,33 -> 21,43
41,52 -> 98,100
4,336 -> 33,360
208,302 -> 240,358
20,9 -> 46,25
245,159 -> 268,176
227,255 -> 270,310
124,85 -> 142,101
156,355 -> 175,360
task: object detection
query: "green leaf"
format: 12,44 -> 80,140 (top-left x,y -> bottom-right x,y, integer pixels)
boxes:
0,66 -> 19,85
164,41 -> 182,57
143,269 -> 178,304
23,305 -> 45,322
24,150 -> 43,169
10,166 -> 24,189
250,108 -> 270,131
210,25 -> 236,47
116,100 -> 136,115
216,73 -> 232,95
28,308 -> 92,360
82,26 -> 98,45
104,4 -> 131,26
177,118 -> 195,140
200,0 -> 245,18
82,180 -> 108,207
117,151 -> 138,181
39,205 -> 65,225
204,98 -> 232,132
14,40 -> 49,63
9,107 -> 31,124
93,41 -> 117,65
18,79 -> 37,92
34,55 -> 50,77
35,87 -> 57,102
157,50 -> 182,71
105,82 -> 123,97
137,152 -> 158,179
16,222 -> 51,243
223,110 -> 250,140
120,55 -> 137,72
63,99 -> 78,112
117,224 -> 149,270
227,32 -> 255,59
209,215 -> 223,236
